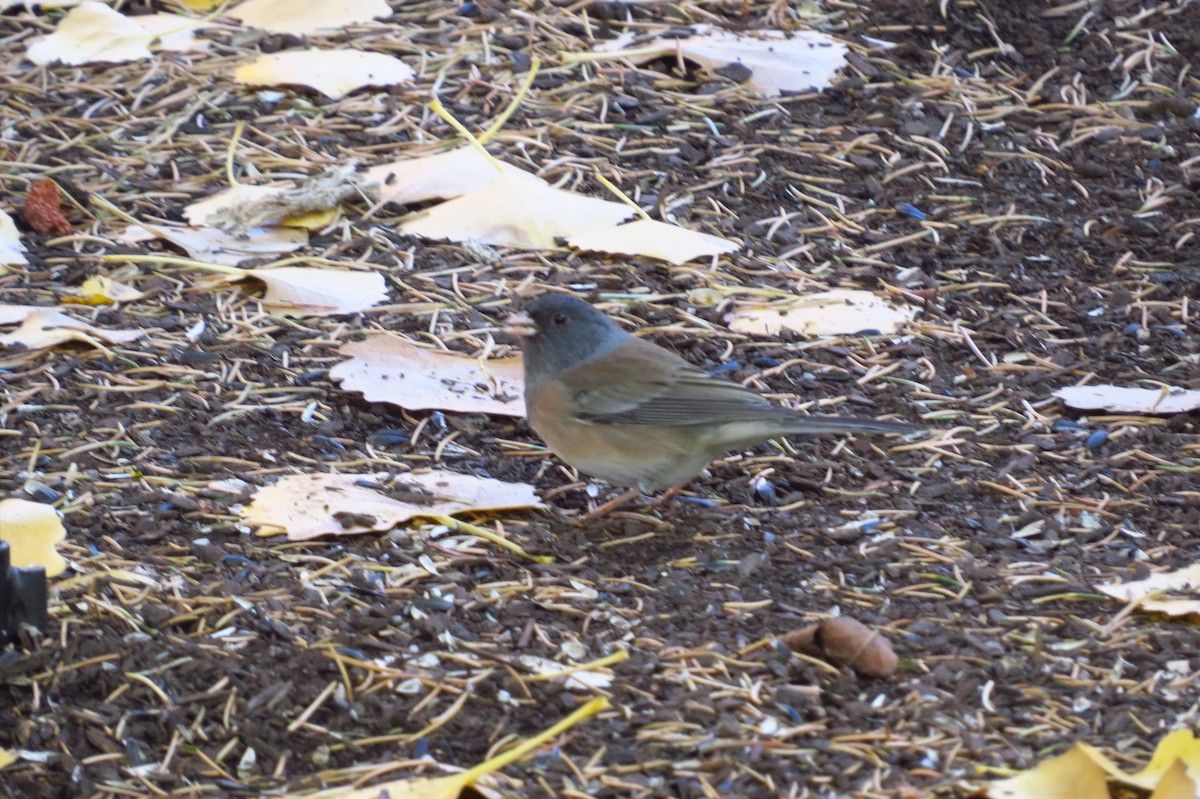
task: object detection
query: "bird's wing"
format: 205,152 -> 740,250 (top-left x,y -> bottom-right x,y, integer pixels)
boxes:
563,339 -> 778,427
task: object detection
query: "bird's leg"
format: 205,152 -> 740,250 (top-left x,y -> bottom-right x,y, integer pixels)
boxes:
579,486 -> 683,522
579,487 -> 643,521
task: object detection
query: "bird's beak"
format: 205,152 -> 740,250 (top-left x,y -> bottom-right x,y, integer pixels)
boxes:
502,311 -> 537,338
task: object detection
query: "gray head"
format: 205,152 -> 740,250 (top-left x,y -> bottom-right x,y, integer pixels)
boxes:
505,294 -> 632,380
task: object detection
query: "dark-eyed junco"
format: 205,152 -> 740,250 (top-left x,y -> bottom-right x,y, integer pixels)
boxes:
504,293 -> 919,497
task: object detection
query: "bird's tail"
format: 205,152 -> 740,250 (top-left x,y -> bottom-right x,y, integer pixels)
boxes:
779,414 -> 921,436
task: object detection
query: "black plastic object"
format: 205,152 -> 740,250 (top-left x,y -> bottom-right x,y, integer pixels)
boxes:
1,540 -> 48,645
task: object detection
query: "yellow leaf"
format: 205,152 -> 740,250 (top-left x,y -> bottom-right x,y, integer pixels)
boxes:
1150,760 -> 1195,799
0,498 -> 68,578
0,747 -> 16,770
25,1 -> 205,65
65,276 -> 145,305
986,745 -> 1110,799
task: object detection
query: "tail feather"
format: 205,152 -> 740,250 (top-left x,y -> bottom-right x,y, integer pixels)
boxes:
778,414 -> 921,437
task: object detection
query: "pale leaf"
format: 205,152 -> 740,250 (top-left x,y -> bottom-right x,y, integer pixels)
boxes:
1098,564 -> 1200,617
0,307 -> 144,350
398,175 -> 635,249
513,655 -> 614,691
117,224 -> 307,266
364,147 -> 545,207
229,0 -> 392,35
729,289 -> 916,336
235,267 -> 388,317
330,335 -> 525,417
234,49 -> 415,99
241,472 -> 544,541
595,24 -> 848,97
0,210 -> 27,265
565,218 -> 739,264
184,171 -> 361,233
1054,385 -> 1200,415
26,1 -> 206,65
0,498 -> 68,577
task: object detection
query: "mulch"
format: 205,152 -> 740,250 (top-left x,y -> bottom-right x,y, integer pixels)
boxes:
2,0 -> 1199,797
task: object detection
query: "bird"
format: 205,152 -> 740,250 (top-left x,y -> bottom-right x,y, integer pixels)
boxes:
504,293 -> 919,511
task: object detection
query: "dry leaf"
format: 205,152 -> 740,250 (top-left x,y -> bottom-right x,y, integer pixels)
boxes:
565,218 -> 740,264
26,1 -> 205,65
1054,385 -> 1200,415
228,267 -> 388,317
399,175 -> 635,249
242,472 -> 544,541
778,617 -> 897,678
729,289 -> 916,336
330,335 -> 525,417
0,747 -> 15,771
235,49 -> 415,99
23,179 -> 72,236
986,745 -> 1110,799
117,223 -> 307,266
513,655 -> 615,691
364,147 -> 546,207
0,210 -> 27,265
64,276 -> 145,305
987,731 -> 1200,799
1097,564 -> 1200,617
0,498 -> 68,578
592,24 -> 848,97
229,0 -> 392,35
0,307 -> 144,351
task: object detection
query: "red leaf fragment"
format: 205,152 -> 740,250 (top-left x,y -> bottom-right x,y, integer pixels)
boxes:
24,179 -> 73,236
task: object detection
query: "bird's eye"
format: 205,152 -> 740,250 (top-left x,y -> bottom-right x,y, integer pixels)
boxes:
553,313 -> 567,325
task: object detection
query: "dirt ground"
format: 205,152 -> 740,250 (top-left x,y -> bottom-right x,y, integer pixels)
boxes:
2,0 -> 1200,797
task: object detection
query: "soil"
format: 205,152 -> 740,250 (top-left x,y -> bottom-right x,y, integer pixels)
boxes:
2,0 -> 1199,797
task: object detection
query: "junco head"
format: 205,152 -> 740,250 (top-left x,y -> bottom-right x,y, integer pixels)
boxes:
505,293 -> 918,495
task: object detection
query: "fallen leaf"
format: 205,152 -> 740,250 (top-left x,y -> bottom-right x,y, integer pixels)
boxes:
23,178 -> 72,236
229,0 -> 392,35
224,267 -> 388,317
235,48 -> 415,99
986,745 -> 1110,799
565,217 -> 739,264
330,335 -> 525,417
116,223 -> 307,266
364,147 -> 546,207
513,655 -> 615,690
729,289 -> 916,336
64,276 -> 145,305
0,498 -> 68,577
1097,564 -> 1200,617
589,24 -> 848,97
0,210 -> 27,265
242,472 -> 543,541
184,169 -> 366,234
1054,384 -> 1200,415
0,747 -> 15,770
986,731 -> 1200,799
399,175 -> 635,249
0,307 -> 144,351
25,1 -> 206,65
